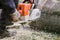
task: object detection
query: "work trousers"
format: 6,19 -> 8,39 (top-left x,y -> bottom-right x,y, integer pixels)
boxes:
0,0 -> 16,29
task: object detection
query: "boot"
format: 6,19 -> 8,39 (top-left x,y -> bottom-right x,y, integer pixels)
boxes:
0,26 -> 17,38
3,13 -> 13,26
4,19 -> 13,26
0,26 -> 10,38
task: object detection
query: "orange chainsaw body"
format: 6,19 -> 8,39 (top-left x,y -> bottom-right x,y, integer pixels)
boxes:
17,3 -> 32,16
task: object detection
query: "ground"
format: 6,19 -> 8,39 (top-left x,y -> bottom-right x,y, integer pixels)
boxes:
0,25 -> 60,40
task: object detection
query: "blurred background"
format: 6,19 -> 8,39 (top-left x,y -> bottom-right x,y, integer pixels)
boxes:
30,0 -> 60,34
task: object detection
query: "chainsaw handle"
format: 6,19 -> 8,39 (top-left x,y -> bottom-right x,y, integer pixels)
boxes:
31,4 -> 35,9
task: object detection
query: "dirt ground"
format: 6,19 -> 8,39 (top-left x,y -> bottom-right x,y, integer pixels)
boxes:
0,25 -> 60,40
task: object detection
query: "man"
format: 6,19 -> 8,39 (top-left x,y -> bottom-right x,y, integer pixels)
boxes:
0,0 -> 18,37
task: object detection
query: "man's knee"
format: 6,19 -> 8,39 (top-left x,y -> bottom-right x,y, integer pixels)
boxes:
1,0 -> 16,13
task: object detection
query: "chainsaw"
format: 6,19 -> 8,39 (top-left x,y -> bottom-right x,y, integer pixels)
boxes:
6,3 -> 41,29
